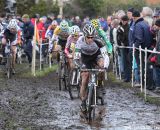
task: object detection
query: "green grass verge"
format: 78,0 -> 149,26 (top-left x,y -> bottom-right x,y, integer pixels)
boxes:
21,64 -> 58,78
108,72 -> 131,88
136,92 -> 160,106
108,72 -> 160,106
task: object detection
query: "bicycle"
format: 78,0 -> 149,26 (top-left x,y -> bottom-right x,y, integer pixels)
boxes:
58,50 -> 69,91
5,40 -> 13,79
80,68 -> 106,122
68,63 -> 80,100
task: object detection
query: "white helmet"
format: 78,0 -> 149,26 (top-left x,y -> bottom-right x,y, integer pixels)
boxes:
70,25 -> 80,35
83,23 -> 96,36
8,19 -> 18,30
51,20 -> 58,26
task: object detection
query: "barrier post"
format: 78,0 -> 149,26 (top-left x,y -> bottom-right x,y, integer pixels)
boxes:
139,46 -> 143,92
114,45 -> 118,78
49,52 -> 52,68
132,44 -> 135,87
144,47 -> 147,101
40,43 -> 42,71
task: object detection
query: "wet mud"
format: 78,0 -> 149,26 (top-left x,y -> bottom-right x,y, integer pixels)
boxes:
0,71 -> 159,130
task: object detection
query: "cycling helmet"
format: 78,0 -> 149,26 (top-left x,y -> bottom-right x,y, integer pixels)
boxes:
8,19 -> 18,30
60,20 -> 69,31
70,25 -> 80,35
91,19 -> 100,29
51,20 -> 58,26
83,23 -> 96,36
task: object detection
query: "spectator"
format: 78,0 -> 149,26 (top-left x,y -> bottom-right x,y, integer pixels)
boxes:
73,16 -> 82,28
119,15 -> 130,82
132,10 -> 152,85
141,6 -> 153,27
99,17 -> 108,32
107,16 -> 113,42
127,7 -> 134,27
37,17 -> 47,41
152,19 -> 160,93
22,14 -> 34,64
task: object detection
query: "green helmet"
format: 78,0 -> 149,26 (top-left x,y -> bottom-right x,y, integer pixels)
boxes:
60,20 -> 69,32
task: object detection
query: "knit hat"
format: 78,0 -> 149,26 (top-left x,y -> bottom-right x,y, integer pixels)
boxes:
22,14 -> 29,19
128,7 -> 134,13
121,15 -> 129,21
132,10 -> 140,17
153,10 -> 160,17
155,19 -> 160,27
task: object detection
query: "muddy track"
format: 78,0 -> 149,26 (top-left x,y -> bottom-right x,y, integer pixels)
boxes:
0,71 -> 160,130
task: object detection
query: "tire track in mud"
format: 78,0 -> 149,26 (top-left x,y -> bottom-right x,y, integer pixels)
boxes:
0,72 -> 159,130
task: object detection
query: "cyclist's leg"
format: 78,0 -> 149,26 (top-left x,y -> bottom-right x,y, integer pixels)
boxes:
80,70 -> 89,111
80,56 -> 91,112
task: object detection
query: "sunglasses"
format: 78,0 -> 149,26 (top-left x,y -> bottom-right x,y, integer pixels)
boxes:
72,34 -> 78,37
86,36 -> 94,39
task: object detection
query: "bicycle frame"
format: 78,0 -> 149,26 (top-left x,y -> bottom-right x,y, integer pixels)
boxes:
5,40 -> 13,78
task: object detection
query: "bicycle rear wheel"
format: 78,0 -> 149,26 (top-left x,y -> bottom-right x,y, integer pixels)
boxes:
58,62 -> 68,91
58,62 -> 63,90
68,69 -> 76,100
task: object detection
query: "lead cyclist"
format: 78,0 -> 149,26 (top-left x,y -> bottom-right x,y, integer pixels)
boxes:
74,23 -> 110,113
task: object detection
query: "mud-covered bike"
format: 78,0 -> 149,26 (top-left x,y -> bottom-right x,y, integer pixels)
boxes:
81,68 -> 105,122
68,63 -> 80,100
5,40 -> 13,79
58,51 -> 69,91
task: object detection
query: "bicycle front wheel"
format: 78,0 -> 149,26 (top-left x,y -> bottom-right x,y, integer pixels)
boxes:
6,55 -> 12,79
88,84 -> 95,122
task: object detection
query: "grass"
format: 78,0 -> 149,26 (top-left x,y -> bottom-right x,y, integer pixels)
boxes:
136,92 -> 160,106
21,64 -> 58,78
108,72 -> 160,106
108,72 -> 131,88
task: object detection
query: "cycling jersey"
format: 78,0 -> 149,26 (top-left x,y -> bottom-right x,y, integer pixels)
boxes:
76,36 -> 99,56
45,25 -> 54,39
96,28 -> 112,54
65,35 -> 77,49
52,26 -> 69,41
3,29 -> 17,45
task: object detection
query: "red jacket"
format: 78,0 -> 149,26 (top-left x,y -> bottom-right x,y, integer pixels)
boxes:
37,21 -> 46,40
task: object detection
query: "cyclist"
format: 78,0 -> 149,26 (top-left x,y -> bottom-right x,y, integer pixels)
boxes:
46,20 -> 58,54
45,20 -> 58,40
75,23 -> 109,113
91,19 -> 112,88
50,20 -> 70,63
64,25 -> 81,69
1,19 -> 20,74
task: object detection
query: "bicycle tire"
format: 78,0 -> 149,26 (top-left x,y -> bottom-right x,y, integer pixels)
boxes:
6,55 -> 12,79
63,63 -> 69,91
88,84 -> 95,122
68,68 -> 81,100
68,69 -> 76,100
58,62 -> 62,90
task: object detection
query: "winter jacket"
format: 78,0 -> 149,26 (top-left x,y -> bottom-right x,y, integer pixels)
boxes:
133,18 -> 152,49
23,21 -> 34,40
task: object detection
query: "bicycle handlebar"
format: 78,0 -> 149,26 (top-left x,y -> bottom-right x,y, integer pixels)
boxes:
80,68 -> 106,72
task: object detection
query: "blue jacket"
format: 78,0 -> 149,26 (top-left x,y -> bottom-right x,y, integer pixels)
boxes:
23,21 -> 34,40
133,18 -> 152,49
